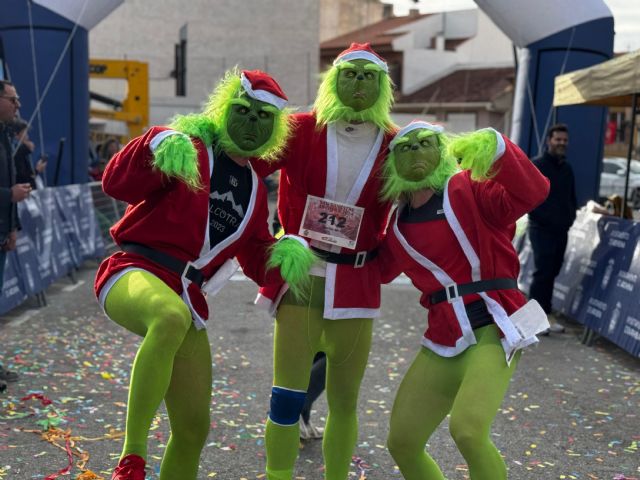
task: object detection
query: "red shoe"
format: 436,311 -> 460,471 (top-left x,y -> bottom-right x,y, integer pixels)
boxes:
111,454 -> 146,480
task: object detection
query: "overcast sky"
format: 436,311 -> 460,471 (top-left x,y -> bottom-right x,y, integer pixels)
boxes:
383,0 -> 640,52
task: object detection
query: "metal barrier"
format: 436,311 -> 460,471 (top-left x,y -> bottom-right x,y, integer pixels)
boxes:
0,184 -> 107,315
519,208 -> 640,357
88,181 -> 126,250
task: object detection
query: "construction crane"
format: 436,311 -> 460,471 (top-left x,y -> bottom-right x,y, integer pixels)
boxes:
89,59 -> 149,140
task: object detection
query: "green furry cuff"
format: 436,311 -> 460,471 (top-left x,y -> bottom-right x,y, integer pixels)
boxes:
447,129 -> 498,181
152,133 -> 201,190
267,238 -> 319,300
169,113 -> 217,147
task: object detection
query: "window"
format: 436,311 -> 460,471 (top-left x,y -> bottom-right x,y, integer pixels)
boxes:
174,24 -> 187,97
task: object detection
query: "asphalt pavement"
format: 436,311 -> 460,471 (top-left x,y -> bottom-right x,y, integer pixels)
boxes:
0,264 -> 638,479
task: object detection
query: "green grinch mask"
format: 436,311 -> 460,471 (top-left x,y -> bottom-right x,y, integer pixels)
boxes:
393,130 -> 441,182
381,128 -> 459,201
226,96 -> 276,153
314,60 -> 394,131
336,60 -> 381,112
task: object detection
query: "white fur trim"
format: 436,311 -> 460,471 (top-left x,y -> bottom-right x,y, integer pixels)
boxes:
443,178 -> 481,281
200,146 -> 214,256
191,167 -> 258,270
254,292 -> 275,310
178,156 -> 259,327
98,267 -> 150,310
442,181 -> 528,358
254,284 -> 290,318
240,73 -> 287,110
149,129 -> 188,152
421,335 -> 472,357
326,124 -> 339,200
323,307 -> 381,320
334,51 -> 389,73
180,277 -> 207,330
279,234 -> 309,249
346,128 -> 384,204
322,263 -> 380,319
477,128 -> 506,163
201,258 -> 240,297
390,121 -> 444,150
99,267 -> 207,330
391,209 -> 476,345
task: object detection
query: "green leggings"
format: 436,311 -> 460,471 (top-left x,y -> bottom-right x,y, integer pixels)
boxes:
265,276 -> 373,480
104,270 -> 212,480
387,325 -> 520,480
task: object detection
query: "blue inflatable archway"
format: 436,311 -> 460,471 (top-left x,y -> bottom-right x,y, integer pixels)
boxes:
476,0 -> 614,205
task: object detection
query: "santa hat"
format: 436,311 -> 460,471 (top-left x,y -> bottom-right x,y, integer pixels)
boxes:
240,70 -> 288,110
333,42 -> 389,73
390,120 -> 444,150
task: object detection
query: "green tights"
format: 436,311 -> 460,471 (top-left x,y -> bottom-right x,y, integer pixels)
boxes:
387,325 -> 520,480
265,276 -> 373,480
104,270 -> 212,480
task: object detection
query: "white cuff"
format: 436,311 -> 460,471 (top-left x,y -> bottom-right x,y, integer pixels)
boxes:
149,129 -> 189,153
479,127 -> 506,163
278,234 -> 309,249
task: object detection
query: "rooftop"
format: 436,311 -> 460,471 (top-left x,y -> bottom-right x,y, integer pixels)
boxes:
400,67 -> 515,103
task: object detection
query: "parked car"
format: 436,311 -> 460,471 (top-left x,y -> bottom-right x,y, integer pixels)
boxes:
599,157 -> 640,208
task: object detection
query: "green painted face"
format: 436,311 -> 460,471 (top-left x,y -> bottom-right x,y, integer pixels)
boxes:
226,95 -> 276,152
393,130 -> 441,182
336,59 -> 381,111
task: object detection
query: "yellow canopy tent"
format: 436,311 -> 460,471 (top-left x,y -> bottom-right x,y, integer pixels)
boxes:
554,49 -> 640,107
553,49 -> 640,214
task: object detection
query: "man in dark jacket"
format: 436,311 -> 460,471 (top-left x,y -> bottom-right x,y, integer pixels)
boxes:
528,123 -> 576,334
0,80 -> 29,388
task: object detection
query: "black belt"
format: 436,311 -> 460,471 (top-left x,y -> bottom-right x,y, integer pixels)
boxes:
430,278 -> 518,305
120,242 -> 205,288
465,300 -> 494,330
310,246 -> 378,268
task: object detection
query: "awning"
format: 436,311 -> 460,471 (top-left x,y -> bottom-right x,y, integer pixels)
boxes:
553,49 -> 640,107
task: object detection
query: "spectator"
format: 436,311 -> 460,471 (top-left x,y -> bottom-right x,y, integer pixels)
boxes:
299,352 -> 326,440
101,137 -> 120,161
10,118 -> 46,189
528,124 -> 577,335
89,137 -> 120,181
0,80 -> 29,388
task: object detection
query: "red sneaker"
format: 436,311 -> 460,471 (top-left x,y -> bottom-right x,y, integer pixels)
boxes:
111,454 -> 146,480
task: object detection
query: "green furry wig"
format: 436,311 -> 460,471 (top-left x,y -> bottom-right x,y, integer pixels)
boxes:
313,63 -> 395,132
381,131 -> 459,202
152,69 -> 293,190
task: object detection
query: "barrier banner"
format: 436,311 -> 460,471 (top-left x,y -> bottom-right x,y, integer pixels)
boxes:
13,225 -> 43,297
552,210 -> 601,317
0,249 -> 28,313
0,184 -> 106,316
54,186 -> 85,268
575,216 -> 640,357
519,208 -> 640,357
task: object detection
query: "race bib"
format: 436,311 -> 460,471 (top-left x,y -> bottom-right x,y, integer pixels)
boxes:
299,195 -> 364,249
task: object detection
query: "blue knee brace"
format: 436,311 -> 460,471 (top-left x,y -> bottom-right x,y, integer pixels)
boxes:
269,386 -> 307,426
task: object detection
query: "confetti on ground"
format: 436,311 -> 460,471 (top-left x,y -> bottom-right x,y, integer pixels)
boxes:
0,267 -> 638,478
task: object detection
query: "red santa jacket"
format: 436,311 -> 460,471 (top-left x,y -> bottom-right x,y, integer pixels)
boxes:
252,112 -> 395,319
378,130 -> 550,359
95,126 -> 282,328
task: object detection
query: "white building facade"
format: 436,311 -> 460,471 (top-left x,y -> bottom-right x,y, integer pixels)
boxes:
90,0 -> 320,129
